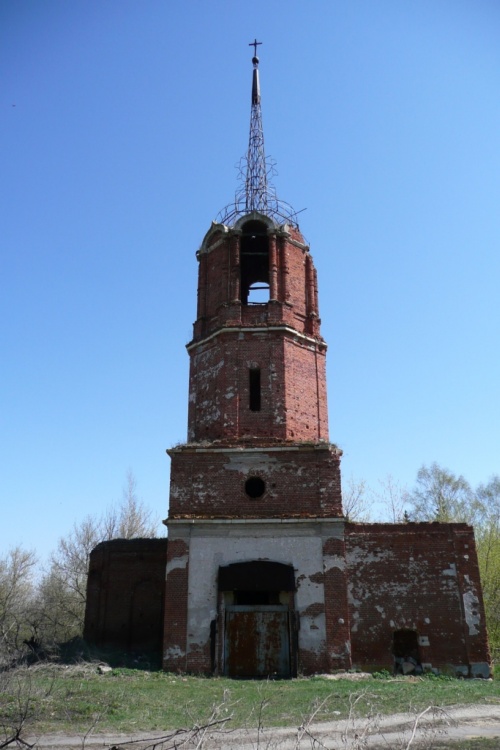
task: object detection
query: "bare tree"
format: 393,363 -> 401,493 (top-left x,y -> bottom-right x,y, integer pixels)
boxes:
373,474 -> 409,523
0,547 -> 37,661
44,471 -> 162,642
342,476 -> 371,522
101,469 -> 159,540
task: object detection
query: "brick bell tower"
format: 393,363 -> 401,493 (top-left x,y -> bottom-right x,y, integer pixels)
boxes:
163,45 -> 351,676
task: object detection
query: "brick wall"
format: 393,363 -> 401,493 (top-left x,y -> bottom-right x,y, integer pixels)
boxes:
168,444 -> 343,519
84,538 -> 167,654
187,329 -> 328,442
193,224 -> 319,342
187,220 -> 327,445
323,534 -> 352,671
345,523 -> 490,675
162,537 -> 190,671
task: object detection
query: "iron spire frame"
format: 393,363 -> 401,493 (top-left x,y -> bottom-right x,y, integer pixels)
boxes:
216,43 -> 301,228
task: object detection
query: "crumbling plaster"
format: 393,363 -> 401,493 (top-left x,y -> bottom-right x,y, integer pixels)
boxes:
168,519 -> 345,661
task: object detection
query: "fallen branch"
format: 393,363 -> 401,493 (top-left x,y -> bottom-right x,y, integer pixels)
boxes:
107,714 -> 233,750
404,705 -> 451,750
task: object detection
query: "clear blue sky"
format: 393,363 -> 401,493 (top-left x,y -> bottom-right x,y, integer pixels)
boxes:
2,1 -> 499,560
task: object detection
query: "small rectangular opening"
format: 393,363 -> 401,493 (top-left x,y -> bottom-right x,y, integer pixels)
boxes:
249,368 -> 261,411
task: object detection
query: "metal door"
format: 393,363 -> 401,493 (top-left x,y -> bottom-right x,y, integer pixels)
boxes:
224,605 -> 290,678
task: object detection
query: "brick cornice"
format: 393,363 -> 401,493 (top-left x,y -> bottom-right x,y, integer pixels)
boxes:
186,324 -> 327,353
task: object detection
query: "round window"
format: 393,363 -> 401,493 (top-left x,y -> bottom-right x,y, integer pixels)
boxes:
245,476 -> 266,499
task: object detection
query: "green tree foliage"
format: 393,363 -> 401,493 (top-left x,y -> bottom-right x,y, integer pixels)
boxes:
409,463 -> 477,523
475,476 -> 500,651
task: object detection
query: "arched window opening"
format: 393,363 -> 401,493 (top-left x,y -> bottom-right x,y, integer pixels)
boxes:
247,283 -> 270,304
240,220 -> 269,305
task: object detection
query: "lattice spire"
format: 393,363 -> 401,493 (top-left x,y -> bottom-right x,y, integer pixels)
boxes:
215,42 -> 300,227
245,40 -> 268,213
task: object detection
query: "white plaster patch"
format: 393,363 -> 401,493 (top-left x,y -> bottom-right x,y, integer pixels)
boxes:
375,605 -> 386,619
347,583 -> 363,611
223,453 -> 278,473
196,356 -> 224,378
329,641 -> 351,660
300,612 -> 326,653
463,590 -> 480,635
323,554 -> 345,572
297,580 -> 325,611
346,547 -> 393,565
164,646 -> 185,660
373,581 -> 413,598
351,611 -> 360,633
442,563 -> 457,577
166,554 -> 188,576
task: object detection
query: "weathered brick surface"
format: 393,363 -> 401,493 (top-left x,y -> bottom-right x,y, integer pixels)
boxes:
188,221 -> 327,444
187,330 -> 328,443
168,444 -> 343,519
345,523 -> 490,674
193,224 -> 320,342
84,539 -> 167,653
163,538 -> 190,672
323,534 -> 352,671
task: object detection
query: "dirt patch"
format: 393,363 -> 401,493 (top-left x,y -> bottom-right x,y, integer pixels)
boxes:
26,704 -> 500,749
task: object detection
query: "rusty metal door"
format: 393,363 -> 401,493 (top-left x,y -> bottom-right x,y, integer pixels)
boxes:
224,605 -> 290,678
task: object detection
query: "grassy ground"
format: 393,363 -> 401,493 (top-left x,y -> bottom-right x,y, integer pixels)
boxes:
432,743 -> 500,749
2,665 -> 498,736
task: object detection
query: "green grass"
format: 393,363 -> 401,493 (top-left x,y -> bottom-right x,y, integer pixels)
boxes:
4,666 -> 498,735
431,743 -> 500,749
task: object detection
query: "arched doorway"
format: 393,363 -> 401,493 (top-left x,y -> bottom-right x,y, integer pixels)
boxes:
218,561 -> 296,678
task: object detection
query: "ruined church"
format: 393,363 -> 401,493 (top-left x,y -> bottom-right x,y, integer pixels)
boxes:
84,49 -> 490,678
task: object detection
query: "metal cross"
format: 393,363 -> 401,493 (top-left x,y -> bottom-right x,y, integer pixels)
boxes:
249,39 -> 262,57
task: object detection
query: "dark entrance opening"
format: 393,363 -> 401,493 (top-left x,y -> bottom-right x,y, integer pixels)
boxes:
234,590 -> 280,605
393,629 -> 422,675
218,561 -> 296,678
